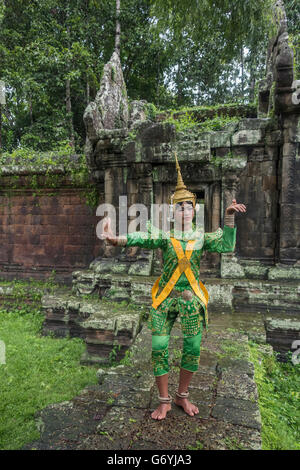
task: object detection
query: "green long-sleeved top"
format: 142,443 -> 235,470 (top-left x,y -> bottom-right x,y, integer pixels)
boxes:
126,222 -> 236,332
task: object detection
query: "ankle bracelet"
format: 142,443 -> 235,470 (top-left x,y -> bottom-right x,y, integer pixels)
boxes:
176,391 -> 189,399
158,394 -> 172,403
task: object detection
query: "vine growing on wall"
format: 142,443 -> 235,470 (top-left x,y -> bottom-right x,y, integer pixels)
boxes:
0,147 -> 100,209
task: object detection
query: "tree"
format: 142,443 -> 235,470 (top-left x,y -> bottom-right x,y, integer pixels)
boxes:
150,0 -> 276,105
0,0 -> 296,152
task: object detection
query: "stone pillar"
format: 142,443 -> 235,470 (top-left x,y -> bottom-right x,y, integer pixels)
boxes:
137,163 -> 153,217
211,182 -> 221,231
279,114 -> 299,264
104,168 -> 114,206
272,25 -> 300,264
103,156 -> 127,257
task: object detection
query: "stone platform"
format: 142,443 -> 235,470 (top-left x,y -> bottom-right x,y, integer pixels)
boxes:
41,293 -> 144,365
23,312 -> 266,450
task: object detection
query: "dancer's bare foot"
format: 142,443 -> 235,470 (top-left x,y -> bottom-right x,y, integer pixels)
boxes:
174,396 -> 199,416
151,403 -> 171,420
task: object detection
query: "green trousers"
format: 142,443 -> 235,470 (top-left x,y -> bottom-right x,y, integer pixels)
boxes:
151,307 -> 204,377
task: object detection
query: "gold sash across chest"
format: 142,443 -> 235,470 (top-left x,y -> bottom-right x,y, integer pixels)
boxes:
151,238 -> 209,311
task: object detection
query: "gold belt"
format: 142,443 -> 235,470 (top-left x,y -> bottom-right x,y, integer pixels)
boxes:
159,288 -> 194,301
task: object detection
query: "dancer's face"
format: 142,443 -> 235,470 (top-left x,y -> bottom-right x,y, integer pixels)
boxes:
174,201 -> 194,229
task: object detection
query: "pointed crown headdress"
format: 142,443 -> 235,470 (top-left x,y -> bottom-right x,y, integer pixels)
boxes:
170,152 -> 196,207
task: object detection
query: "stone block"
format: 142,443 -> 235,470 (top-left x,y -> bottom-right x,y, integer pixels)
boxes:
232,130 -> 263,146
238,118 -> 271,130
265,130 -> 283,145
128,260 -> 151,276
96,406 -> 146,446
246,162 -> 261,177
215,147 -> 230,157
241,260 -> 269,280
220,155 -> 247,171
221,253 -> 245,279
212,397 -> 261,430
217,371 -> 258,401
130,281 -> 152,305
265,145 -> 279,160
205,281 -> 234,312
110,262 -> 129,275
210,131 -> 231,148
262,175 -> 277,191
268,264 -> 300,280
216,357 -> 254,378
98,373 -> 152,409
91,259 -> 115,274
248,147 -> 265,162
265,317 -> 300,361
105,286 -> 130,302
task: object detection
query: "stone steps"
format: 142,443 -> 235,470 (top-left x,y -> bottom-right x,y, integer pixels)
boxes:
41,293 -> 143,365
72,269 -> 300,315
23,316 -> 264,450
264,317 -> 300,362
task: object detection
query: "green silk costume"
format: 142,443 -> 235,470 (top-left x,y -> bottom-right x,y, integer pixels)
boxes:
126,222 -> 237,376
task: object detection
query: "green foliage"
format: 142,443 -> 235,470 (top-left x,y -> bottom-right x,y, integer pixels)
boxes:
249,341 -> 300,450
150,0 -> 275,105
211,151 -> 240,169
164,112 -> 198,131
219,338 -> 250,360
187,440 -> 204,450
0,0 -> 285,155
0,146 -> 99,208
0,0 -> 5,25
0,304 -> 98,450
145,102 -> 158,121
222,436 -> 246,450
119,348 -> 133,367
197,116 -> 240,132
108,343 -> 122,366
164,111 -> 240,133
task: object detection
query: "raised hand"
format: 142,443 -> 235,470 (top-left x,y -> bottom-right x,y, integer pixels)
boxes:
225,199 -> 246,215
101,217 -> 118,245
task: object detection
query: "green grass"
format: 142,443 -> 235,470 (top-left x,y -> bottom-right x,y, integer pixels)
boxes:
0,305 -> 98,450
249,342 -> 300,450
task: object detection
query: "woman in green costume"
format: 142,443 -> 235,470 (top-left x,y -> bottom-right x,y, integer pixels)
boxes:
102,156 -> 246,420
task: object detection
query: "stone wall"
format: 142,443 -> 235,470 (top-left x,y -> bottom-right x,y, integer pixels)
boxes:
83,113 -> 289,279
0,154 -> 103,284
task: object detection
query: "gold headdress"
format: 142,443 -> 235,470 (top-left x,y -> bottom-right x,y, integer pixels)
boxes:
170,152 -> 196,207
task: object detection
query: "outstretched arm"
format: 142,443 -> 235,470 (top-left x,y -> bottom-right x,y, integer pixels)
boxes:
101,217 -> 165,249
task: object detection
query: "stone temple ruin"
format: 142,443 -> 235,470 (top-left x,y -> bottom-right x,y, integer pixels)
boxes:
0,1 -> 299,365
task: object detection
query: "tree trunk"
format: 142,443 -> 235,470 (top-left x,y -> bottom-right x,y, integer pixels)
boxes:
86,77 -> 90,105
29,93 -> 33,125
241,46 -> 244,101
115,0 -> 121,55
66,78 -> 75,149
0,104 -> 2,151
66,18 -> 75,150
0,81 -> 5,151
